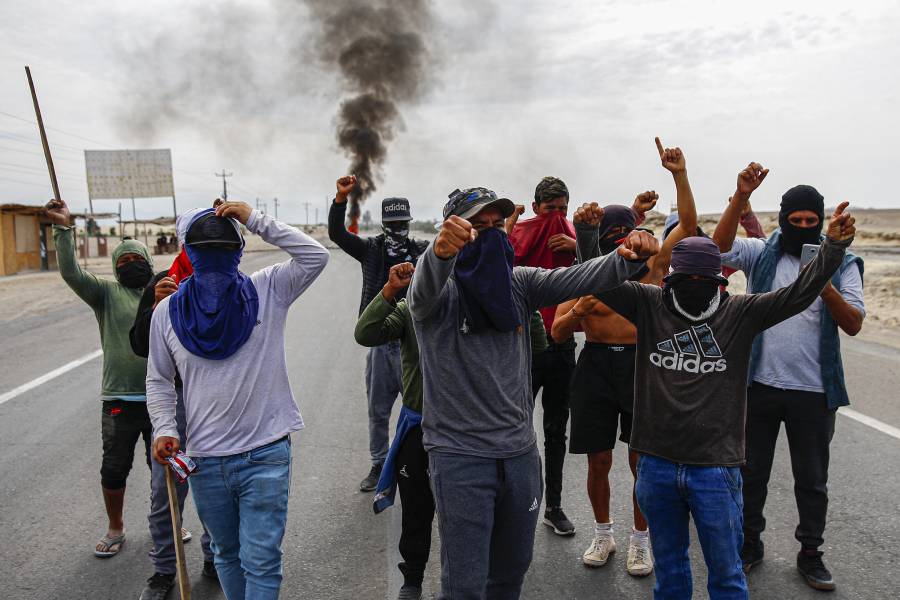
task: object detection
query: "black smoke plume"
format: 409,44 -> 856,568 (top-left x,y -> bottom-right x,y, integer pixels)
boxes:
304,0 -> 434,221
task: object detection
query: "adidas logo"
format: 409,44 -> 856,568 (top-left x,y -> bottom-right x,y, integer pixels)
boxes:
384,203 -> 407,212
649,323 -> 727,373
528,498 -> 539,512
399,465 -> 409,478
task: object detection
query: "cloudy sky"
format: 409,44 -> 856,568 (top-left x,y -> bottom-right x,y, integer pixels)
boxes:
1,0 -> 898,226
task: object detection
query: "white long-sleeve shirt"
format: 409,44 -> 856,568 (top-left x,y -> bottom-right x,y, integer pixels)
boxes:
146,210 -> 329,457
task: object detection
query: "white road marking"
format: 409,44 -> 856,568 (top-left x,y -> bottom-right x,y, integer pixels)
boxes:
839,407 -> 900,441
0,349 -> 102,406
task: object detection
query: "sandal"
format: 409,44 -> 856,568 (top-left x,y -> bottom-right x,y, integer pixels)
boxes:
94,532 -> 126,558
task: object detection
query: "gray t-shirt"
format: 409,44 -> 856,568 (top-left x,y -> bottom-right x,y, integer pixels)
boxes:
722,237 -> 865,392
599,237 -> 851,466
146,211 -> 330,457
408,242 -> 647,459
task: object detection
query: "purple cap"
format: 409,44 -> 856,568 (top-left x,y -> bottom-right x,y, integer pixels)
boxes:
664,236 -> 728,284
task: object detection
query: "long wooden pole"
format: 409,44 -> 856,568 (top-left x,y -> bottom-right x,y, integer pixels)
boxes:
165,468 -> 192,600
24,66 -> 61,202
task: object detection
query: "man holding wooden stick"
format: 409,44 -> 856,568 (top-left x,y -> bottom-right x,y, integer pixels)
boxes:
148,201 -> 329,599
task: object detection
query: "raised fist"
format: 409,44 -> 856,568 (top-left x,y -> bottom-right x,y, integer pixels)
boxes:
617,229 -> 660,260
632,191 -> 659,215
573,202 -> 604,227
825,201 -> 856,243
434,215 -> 477,260
335,175 -> 357,203
44,198 -> 70,226
387,262 -> 415,291
736,162 -> 769,197
655,137 -> 686,174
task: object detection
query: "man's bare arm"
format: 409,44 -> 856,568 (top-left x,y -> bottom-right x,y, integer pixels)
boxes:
713,162 -> 769,252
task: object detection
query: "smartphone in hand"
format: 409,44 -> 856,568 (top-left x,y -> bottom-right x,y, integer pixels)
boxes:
800,243 -> 820,269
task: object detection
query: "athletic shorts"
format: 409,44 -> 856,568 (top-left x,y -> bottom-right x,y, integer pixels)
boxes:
568,342 -> 636,454
100,399 -> 152,490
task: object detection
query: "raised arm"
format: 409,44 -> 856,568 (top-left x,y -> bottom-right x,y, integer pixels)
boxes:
523,229 -> 659,309
750,203 -> 856,331
573,202 -> 604,262
649,138 -> 697,278
328,175 -> 368,261
355,263 -> 414,346
713,162 -> 769,252
45,199 -> 106,308
739,203 -> 766,239
222,203 -> 329,305
407,215 -> 476,321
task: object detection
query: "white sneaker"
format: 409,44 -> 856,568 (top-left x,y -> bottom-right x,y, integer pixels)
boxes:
626,539 -> 653,577
582,534 -> 616,567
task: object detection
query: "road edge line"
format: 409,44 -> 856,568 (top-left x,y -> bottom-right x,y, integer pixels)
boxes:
0,349 -> 102,406
839,407 -> 900,441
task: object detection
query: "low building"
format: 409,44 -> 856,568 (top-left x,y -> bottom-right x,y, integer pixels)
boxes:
0,204 -> 54,276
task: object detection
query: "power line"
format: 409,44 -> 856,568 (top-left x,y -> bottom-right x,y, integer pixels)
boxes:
0,110 -> 115,148
215,169 -> 233,199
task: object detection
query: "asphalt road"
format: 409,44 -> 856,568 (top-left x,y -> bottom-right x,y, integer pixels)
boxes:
1,247 -> 898,600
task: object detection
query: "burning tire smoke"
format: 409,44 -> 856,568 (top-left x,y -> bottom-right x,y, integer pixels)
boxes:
304,0 -> 435,224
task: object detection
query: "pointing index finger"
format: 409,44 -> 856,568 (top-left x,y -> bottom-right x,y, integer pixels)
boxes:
655,137 -> 664,158
834,201 -> 849,216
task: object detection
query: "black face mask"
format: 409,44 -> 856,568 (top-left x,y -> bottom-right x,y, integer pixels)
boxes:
671,278 -> 720,316
779,214 -> 822,257
117,260 -> 153,289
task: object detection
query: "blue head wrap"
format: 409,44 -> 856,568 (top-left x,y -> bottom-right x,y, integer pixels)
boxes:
168,209 -> 259,360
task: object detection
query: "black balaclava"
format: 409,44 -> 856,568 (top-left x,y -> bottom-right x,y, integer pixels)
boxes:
670,276 -> 721,317
116,260 -> 153,289
598,205 -> 637,255
779,185 -> 824,257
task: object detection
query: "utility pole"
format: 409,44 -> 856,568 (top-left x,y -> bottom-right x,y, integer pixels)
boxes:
273,197 -> 279,220
255,197 -> 260,211
301,202 -> 311,225
215,169 -> 233,199
315,208 -> 319,225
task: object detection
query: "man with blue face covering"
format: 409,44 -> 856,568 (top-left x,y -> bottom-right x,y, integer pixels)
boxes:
408,187 -> 660,599
146,200 -> 329,600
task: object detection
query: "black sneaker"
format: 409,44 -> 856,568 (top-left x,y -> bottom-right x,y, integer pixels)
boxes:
543,506 -> 576,536
797,549 -> 836,591
741,537 -> 764,573
139,573 -> 175,600
202,559 -> 219,580
397,585 -> 422,600
359,463 -> 383,492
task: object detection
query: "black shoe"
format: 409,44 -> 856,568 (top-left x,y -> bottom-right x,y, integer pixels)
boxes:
139,573 -> 175,600
542,506 -> 576,536
397,585 -> 422,600
202,559 -> 219,580
797,549 -> 836,591
359,463 -> 383,492
741,537 -> 764,573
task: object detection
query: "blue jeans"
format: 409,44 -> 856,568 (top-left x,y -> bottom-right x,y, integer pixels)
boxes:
190,437 -> 292,600
635,454 -> 747,600
365,342 -> 402,464
149,391 -> 213,574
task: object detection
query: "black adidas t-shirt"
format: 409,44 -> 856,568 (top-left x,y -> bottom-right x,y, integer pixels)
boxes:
598,238 -> 849,466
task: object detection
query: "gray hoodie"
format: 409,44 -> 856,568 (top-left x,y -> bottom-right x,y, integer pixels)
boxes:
408,243 -> 647,458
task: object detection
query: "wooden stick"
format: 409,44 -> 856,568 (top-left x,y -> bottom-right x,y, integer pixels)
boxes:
24,66 -> 61,202
165,467 -> 192,600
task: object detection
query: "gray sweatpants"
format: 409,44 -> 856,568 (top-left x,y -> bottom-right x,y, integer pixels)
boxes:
429,447 -> 543,600
365,341 -> 402,464
148,391 -> 213,574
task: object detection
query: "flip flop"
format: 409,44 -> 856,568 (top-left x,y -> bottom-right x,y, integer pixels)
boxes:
181,528 -> 192,543
94,533 -> 126,558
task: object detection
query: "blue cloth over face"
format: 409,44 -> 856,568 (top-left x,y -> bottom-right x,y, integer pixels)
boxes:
169,209 -> 259,360
453,227 -> 522,334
